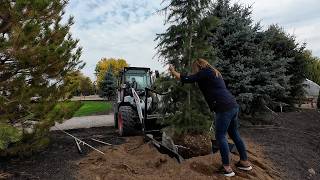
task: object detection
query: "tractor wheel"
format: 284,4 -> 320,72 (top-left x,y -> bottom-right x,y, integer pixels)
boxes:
118,106 -> 139,136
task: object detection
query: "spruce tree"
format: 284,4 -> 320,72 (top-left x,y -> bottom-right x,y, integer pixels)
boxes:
206,0 -> 291,114
156,0 -> 217,134
0,0 -> 83,155
100,67 -> 116,100
260,25 -> 307,104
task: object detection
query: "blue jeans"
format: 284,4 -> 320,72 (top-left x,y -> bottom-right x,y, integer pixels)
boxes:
215,107 -> 248,165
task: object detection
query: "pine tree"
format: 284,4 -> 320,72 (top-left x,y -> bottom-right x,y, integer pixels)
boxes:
100,67 -> 116,100
156,0 -> 217,134
0,0 -> 83,155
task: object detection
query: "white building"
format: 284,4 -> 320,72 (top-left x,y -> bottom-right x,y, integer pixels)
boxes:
301,79 -> 320,108
303,79 -> 320,98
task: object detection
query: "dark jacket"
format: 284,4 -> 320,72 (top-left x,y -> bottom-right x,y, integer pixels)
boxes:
180,68 -> 238,112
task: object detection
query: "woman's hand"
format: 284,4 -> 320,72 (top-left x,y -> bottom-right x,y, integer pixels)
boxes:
168,64 -> 180,80
169,64 -> 175,73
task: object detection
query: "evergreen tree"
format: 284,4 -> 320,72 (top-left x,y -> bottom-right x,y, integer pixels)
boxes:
100,67 -> 116,100
260,25 -> 307,104
156,0 -> 217,134
0,0 -> 83,155
206,0 -> 291,114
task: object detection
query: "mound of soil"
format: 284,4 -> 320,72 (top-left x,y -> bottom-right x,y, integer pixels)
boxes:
174,133 -> 212,158
77,136 -> 280,180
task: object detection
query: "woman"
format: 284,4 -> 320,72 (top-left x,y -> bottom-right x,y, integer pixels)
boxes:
169,59 -> 252,177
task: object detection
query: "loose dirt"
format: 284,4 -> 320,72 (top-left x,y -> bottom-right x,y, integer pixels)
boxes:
77,136 -> 280,180
174,133 -> 212,158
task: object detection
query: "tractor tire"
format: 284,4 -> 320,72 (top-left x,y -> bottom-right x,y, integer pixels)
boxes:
118,106 -> 140,136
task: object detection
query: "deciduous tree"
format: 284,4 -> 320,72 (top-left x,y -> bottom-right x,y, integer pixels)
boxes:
304,50 -> 320,85
64,71 -> 94,97
95,58 -> 128,87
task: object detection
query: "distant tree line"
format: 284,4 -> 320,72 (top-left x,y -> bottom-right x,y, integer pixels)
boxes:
65,71 -> 95,97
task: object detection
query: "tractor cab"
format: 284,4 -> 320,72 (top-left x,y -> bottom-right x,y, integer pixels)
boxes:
118,67 -> 152,99
121,67 -> 152,91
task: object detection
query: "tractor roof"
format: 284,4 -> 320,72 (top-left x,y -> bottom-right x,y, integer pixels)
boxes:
124,67 -> 150,71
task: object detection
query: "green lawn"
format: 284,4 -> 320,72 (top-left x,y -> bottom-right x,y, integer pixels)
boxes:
73,101 -> 112,117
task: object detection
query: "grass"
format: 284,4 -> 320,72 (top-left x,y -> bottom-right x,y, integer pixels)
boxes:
73,101 -> 112,117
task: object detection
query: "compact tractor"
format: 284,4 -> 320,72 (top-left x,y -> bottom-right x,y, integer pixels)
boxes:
113,67 -> 185,162
113,67 -> 162,136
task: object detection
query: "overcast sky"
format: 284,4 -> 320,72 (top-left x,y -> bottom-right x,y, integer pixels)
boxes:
65,0 -> 320,80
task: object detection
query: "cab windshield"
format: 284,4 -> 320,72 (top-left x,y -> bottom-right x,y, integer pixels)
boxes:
124,69 -> 151,90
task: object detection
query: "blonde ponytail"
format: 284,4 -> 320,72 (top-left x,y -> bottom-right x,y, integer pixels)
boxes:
192,58 -> 222,77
